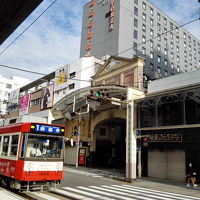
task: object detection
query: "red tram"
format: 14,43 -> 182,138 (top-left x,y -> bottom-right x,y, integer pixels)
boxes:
0,122 -> 65,191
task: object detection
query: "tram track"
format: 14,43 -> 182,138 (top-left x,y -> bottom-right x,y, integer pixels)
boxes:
1,187 -> 75,200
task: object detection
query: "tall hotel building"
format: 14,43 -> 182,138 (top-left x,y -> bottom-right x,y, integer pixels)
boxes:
80,0 -> 200,80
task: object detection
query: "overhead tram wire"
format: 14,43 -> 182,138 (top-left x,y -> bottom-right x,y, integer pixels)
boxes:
0,17 -> 198,84
0,0 -> 59,57
0,64 -> 91,82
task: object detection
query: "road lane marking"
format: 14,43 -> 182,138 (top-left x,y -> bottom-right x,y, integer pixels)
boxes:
63,187 -> 115,200
78,186 -> 134,200
89,186 -> 154,200
54,188 -> 94,200
121,185 -> 200,200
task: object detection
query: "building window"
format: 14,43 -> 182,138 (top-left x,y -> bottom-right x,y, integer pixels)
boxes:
158,66 -> 161,74
142,2 -> 146,10
164,70 -> 168,77
164,59 -> 168,66
170,22 -> 173,30
177,56 -> 180,63
150,29 -> 154,37
150,40 -> 153,48
157,33 -> 161,41
190,63 -> 192,70
164,28 -> 167,35
194,57 -> 197,64
142,24 -> 146,32
157,13 -> 161,21
184,41 -> 186,48
193,40 -> 196,46
177,66 -> 180,72
6,84 -> 12,89
176,36 -> 179,43
157,44 -> 161,52
188,36 -> 191,43
185,60 -> 187,66
134,30 -> 138,39
170,32 -> 173,40
176,27 -> 179,34
69,83 -> 75,90
124,71 -> 134,86
164,48 -> 167,55
183,32 -> 186,39
142,35 -> 146,43
189,45 -> 191,51
134,18 -> 138,27
157,55 -> 161,63
157,23 -> 161,31
184,51 -> 187,57
142,47 -> 146,55
134,7 -> 138,16
150,7 -> 154,15
164,38 -> 167,45
189,54 -> 192,61
142,13 -> 146,21
164,17 -> 167,25
30,98 -> 41,107
171,52 -> 174,59
176,46 -> 179,53
170,42 -> 173,49
134,0 -> 138,4
70,72 -> 76,78
150,52 -> 154,59
194,49 -> 196,55
150,18 -> 154,26
133,42 -> 137,51
171,62 -> 174,69
150,63 -> 154,71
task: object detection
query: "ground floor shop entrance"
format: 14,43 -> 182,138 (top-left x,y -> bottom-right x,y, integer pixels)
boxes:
141,127 -> 200,183
93,118 -> 126,170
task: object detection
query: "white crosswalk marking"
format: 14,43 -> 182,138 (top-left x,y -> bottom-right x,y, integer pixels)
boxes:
78,186 -> 133,200
101,185 -> 172,200
62,187 -> 115,200
60,184 -> 200,200
89,185 -> 154,200
121,185 -> 200,200
54,188 -> 94,200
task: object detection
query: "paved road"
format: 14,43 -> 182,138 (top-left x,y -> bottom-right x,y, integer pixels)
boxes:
1,166 -> 200,200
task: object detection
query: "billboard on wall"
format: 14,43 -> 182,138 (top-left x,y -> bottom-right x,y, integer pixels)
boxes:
41,85 -> 54,110
19,94 -> 30,116
54,65 -> 68,91
9,88 -> 20,104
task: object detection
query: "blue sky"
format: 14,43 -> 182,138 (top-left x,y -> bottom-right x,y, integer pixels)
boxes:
0,0 -> 199,81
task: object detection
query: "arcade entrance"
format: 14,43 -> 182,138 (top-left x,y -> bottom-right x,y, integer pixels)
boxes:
94,118 -> 126,170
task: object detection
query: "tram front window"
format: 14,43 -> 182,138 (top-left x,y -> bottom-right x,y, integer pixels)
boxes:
26,135 -> 63,158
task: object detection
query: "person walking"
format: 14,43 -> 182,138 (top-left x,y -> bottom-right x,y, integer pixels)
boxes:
186,162 -> 197,187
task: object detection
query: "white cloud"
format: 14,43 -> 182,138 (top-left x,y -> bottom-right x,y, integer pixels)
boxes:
0,0 -> 85,80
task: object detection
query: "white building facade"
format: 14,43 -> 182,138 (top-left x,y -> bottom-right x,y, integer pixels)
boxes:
0,75 -> 30,115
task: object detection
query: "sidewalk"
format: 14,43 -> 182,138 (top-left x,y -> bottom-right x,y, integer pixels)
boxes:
64,165 -> 200,198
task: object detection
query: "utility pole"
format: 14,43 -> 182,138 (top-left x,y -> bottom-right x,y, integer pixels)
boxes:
75,104 -> 90,168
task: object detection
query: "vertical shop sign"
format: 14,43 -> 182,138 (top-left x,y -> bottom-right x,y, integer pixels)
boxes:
86,0 -> 94,55
109,0 -> 115,31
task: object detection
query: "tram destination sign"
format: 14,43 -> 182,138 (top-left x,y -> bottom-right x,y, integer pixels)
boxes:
148,133 -> 182,143
30,123 -> 65,136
